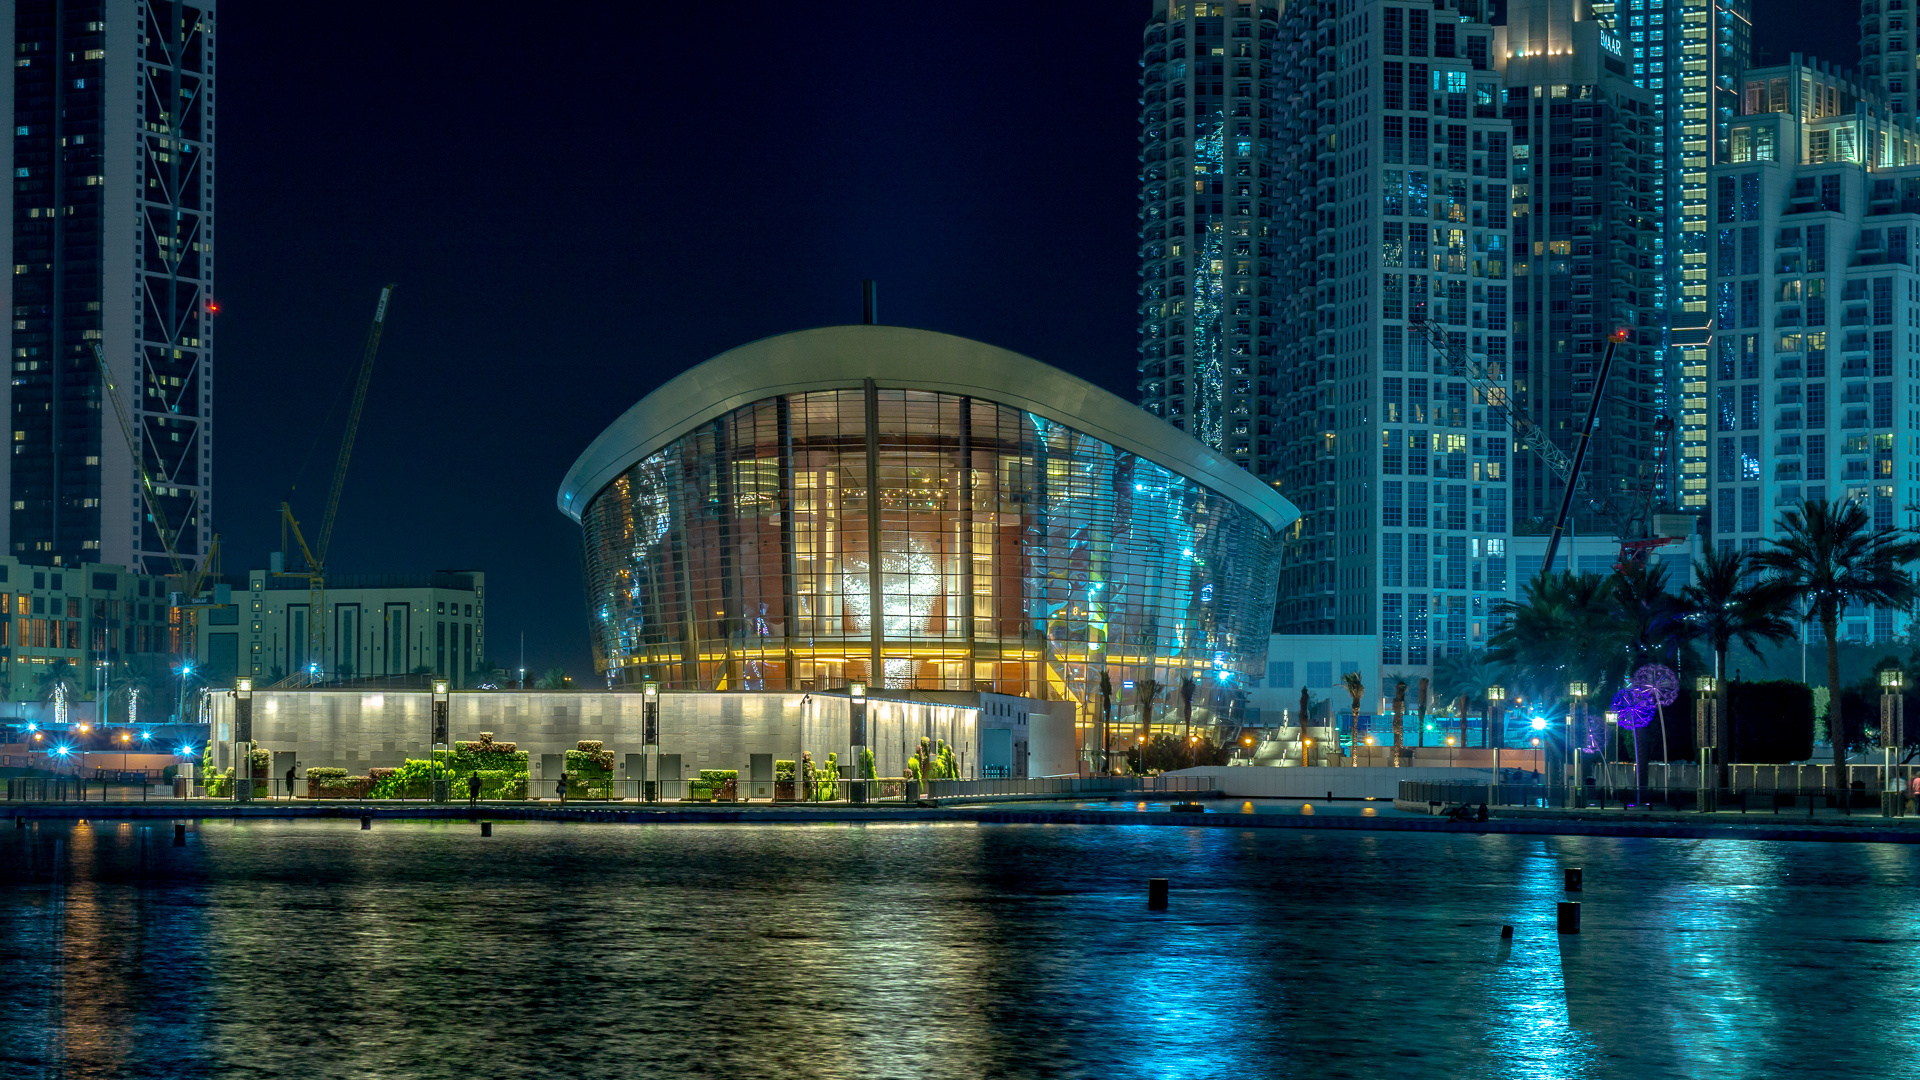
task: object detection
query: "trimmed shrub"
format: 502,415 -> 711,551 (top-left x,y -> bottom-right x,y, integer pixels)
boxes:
774,759 -> 796,781
371,759 -> 440,799
565,746 -> 614,799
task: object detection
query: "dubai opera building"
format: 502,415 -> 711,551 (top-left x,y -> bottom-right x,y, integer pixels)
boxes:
558,325 -> 1297,721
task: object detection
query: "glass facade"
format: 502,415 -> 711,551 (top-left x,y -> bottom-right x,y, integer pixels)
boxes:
577,386 -> 1283,722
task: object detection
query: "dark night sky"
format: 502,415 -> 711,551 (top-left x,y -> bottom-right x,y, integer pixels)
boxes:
212,2 -> 1843,680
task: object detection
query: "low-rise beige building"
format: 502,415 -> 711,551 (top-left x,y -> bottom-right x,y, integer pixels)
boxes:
192,570 -> 487,688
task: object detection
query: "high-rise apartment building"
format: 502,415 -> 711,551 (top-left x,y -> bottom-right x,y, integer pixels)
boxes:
1861,0 -> 1916,112
1135,3 -> 1288,477
1589,0 -> 1751,514
1137,0 -> 1656,673
0,0 -> 215,573
1710,58 -> 1920,642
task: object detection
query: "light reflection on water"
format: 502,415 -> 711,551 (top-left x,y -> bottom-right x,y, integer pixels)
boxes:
0,820 -> 1916,1079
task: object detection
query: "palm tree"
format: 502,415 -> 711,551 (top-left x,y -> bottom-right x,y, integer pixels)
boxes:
1682,546 -> 1793,767
1751,498 -> 1920,773
1490,570 -> 1629,705
1297,685 -> 1313,766
39,657 -> 80,704
1134,676 -> 1163,755
1097,670 -> 1113,775
1432,649 -> 1505,747
1340,670 -> 1365,765
1391,679 -> 1408,757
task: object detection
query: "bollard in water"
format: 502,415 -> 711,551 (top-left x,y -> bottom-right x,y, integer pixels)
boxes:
1564,867 -> 1583,892
360,815 -> 372,830
1557,901 -> 1581,934
1148,878 -> 1169,910
14,816 -> 22,829
174,823 -> 186,846
481,821 -> 492,837
1500,924 -> 1515,939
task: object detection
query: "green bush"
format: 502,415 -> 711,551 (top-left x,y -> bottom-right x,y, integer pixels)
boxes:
803,751 -> 838,801
688,779 -> 714,800
370,759 -> 440,799
564,747 -> 614,799
451,744 -> 528,776
774,759 -> 796,781
466,769 -> 526,800
698,769 -> 738,782
304,769 -> 372,798
204,767 -> 233,798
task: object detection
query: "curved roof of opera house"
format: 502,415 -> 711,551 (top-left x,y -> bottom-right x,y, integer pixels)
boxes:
557,325 -> 1300,532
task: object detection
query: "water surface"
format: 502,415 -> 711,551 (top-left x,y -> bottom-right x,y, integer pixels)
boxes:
1,818 -> 1915,1079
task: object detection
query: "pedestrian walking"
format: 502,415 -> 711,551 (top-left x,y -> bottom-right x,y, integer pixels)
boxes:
286,764 -> 297,801
556,771 -> 569,804
467,770 -> 482,808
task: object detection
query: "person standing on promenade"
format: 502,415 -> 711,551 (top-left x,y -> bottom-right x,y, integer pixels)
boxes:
286,764 -> 297,801
467,771 -> 482,808
556,771 -> 569,804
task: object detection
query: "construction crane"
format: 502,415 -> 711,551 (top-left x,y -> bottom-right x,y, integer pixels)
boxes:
1409,318 -> 1628,576
1409,317 -> 1572,482
91,342 -> 225,667
277,285 -> 394,681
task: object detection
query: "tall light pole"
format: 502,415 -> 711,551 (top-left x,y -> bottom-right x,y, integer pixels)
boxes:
233,677 -> 254,802
849,681 -> 868,802
1880,669 -> 1905,815
1486,685 -> 1506,805
1603,709 -> 1619,805
1567,682 -> 1588,808
1695,675 -> 1718,812
642,681 -> 660,801
432,679 -> 451,802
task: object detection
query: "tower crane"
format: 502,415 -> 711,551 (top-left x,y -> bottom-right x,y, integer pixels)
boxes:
277,285 -> 394,682
1408,317 -> 1628,575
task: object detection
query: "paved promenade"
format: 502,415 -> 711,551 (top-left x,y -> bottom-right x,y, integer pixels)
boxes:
9,796 -> 1920,843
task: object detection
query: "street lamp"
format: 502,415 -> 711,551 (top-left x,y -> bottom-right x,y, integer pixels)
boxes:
1603,709 -> 1619,804
848,681 -> 868,804
431,679 -> 451,803
1567,682 -> 1589,808
233,677 -> 254,802
1880,669 -> 1905,812
1695,675 -> 1719,813
642,681 -> 660,801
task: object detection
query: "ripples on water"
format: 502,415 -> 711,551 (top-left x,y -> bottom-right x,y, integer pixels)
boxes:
1,818 -> 1916,1079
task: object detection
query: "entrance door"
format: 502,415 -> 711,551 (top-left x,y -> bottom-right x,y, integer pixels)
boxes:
624,752 -> 645,799
749,754 -> 772,800
659,753 -> 682,800
540,753 -> 564,799
274,751 -> 297,799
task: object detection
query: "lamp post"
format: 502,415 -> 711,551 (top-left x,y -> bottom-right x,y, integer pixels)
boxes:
1880,669 -> 1905,815
642,681 -> 660,801
849,681 -> 868,803
1566,682 -> 1588,808
431,679 -> 451,803
233,677 -> 253,802
1485,685 -> 1505,806
1603,709 -> 1619,806
1695,675 -> 1718,812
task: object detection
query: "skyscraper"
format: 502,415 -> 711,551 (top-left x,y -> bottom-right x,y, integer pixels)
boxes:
1590,0 -> 1751,516
1860,0 -> 1915,112
1710,58 -> 1920,642
0,0 -> 214,572
1138,0 -> 1657,673
1135,2 -> 1288,479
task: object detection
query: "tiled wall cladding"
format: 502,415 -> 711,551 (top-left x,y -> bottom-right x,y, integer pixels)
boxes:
578,389 -> 1281,722
209,691 -> 978,780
